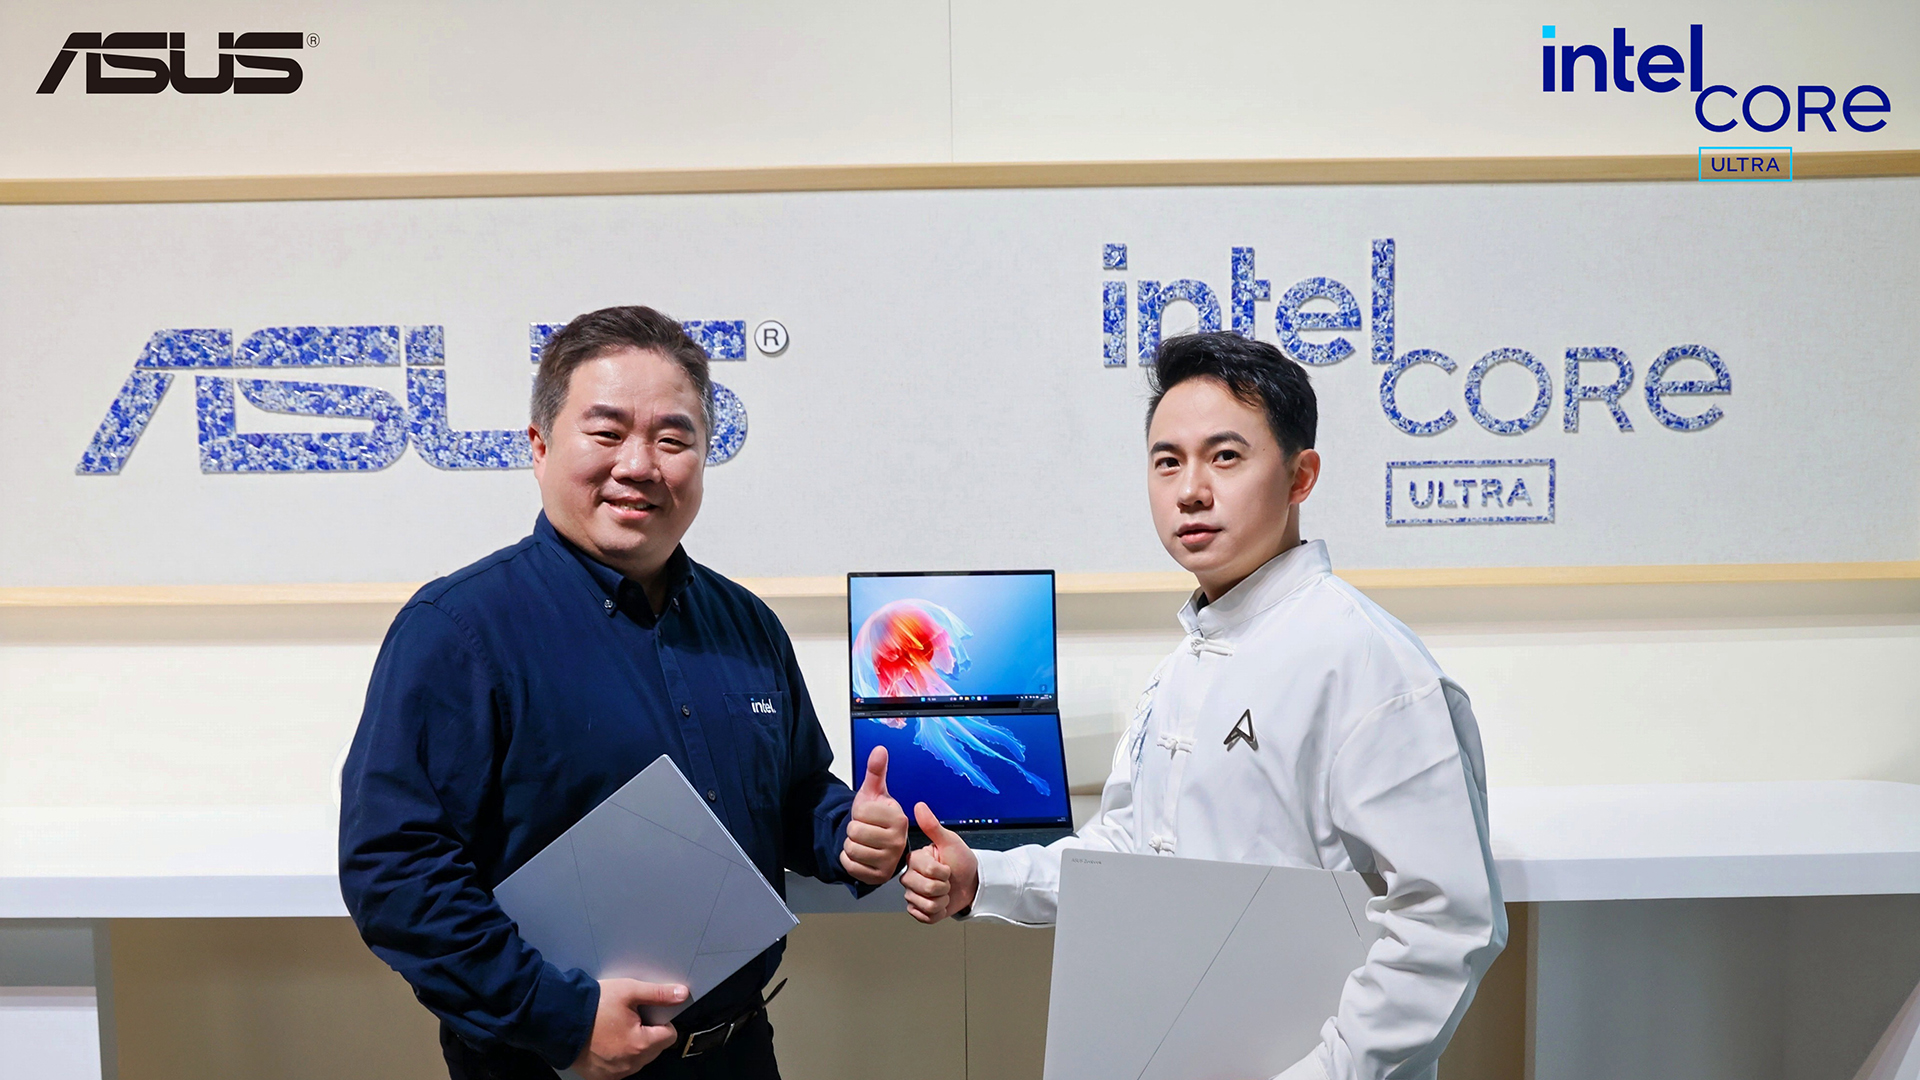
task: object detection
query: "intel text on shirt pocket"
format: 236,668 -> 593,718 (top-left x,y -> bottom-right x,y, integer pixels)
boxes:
724,691 -> 789,802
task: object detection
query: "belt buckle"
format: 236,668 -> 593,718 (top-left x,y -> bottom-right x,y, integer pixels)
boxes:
675,1014 -> 733,1053
679,979 -> 782,1059
681,1016 -> 738,1059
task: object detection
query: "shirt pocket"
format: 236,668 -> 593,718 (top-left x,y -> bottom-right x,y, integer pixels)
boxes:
723,690 -> 789,810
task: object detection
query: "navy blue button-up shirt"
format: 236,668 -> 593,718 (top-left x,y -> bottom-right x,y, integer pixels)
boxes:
339,514 -> 861,1068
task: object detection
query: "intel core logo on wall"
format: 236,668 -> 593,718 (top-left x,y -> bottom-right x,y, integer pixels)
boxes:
1537,23 -> 1892,134
1101,240 -> 1729,528
1386,460 -> 1555,527
1099,240 -> 1733,438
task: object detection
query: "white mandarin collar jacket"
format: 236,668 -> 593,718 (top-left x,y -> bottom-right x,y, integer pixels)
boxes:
971,541 -> 1506,1080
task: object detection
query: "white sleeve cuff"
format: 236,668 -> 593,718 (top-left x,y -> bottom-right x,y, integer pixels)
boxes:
962,848 -> 1059,926
1272,1050 -> 1330,1080
966,849 -> 1022,921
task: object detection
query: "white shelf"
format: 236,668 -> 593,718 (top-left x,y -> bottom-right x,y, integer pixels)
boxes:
1489,780 -> 1920,902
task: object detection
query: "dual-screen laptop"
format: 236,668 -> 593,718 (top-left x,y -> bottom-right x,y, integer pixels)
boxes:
847,570 -> 1076,852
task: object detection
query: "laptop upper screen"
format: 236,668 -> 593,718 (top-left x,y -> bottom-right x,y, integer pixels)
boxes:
847,571 -> 1056,711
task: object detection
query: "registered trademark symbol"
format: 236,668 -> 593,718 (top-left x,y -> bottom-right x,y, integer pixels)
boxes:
307,33 -> 319,48
753,320 -> 789,356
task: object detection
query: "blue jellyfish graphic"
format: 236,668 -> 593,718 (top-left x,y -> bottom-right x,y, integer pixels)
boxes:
866,714 -> 1051,796
854,599 -> 1050,796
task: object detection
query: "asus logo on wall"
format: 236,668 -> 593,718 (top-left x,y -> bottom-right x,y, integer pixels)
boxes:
76,323 -> 753,475
37,32 -> 307,95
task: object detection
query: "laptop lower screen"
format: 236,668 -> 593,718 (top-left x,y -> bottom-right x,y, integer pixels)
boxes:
852,711 -> 1073,829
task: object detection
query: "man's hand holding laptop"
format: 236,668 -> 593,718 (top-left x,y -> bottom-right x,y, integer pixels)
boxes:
569,979 -> 686,1080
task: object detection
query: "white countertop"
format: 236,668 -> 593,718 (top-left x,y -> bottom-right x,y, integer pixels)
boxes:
1488,780 -> 1920,902
4,781 -> 1917,919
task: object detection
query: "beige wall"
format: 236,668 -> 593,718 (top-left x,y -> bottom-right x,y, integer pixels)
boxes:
100,916 -> 987,1080
5,587 -> 1917,813
98,909 -> 1529,1080
3,0 -> 1913,180
107,919 -> 444,1080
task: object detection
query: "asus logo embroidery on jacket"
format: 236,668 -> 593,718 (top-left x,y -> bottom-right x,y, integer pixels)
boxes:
1224,710 -> 1258,751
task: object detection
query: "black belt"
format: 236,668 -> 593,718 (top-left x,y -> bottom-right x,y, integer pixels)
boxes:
676,979 -> 786,1059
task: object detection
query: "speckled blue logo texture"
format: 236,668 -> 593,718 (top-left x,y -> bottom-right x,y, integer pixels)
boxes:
1103,241 -> 1732,526
78,320 -> 750,475
1387,460 -> 1556,526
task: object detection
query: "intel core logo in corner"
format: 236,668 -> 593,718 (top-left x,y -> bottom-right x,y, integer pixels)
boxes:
1386,460 -> 1555,526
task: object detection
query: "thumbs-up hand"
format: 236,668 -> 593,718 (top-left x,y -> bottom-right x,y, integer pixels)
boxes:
841,746 -> 908,885
903,802 -> 979,923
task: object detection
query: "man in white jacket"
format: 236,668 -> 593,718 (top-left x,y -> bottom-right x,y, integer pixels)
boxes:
901,331 -> 1506,1080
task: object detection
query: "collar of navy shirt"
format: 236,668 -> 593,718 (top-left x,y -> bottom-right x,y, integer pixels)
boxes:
536,512 -> 696,628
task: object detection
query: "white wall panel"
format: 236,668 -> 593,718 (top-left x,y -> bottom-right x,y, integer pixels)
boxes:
5,180 -> 1915,587
5,621 -> 1916,809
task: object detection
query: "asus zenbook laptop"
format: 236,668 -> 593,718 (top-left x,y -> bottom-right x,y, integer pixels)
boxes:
848,570 -> 1075,852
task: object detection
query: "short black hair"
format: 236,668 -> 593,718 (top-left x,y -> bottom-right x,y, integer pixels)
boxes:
1145,331 -> 1317,456
531,306 -> 712,442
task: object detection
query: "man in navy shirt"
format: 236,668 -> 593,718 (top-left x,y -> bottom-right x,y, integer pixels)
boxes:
339,306 -> 909,1080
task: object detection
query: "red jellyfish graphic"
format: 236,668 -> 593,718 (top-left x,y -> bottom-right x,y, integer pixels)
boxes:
853,600 -> 1050,795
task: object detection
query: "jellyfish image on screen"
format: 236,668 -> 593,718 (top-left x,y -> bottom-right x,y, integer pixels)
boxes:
853,600 -> 1051,796
852,599 -> 974,700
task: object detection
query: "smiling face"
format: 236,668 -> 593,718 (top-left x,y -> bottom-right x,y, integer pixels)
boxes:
1146,376 -> 1320,602
529,346 -> 707,587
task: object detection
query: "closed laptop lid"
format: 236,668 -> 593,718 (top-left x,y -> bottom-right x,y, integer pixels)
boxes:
491,755 -> 799,1026
1044,851 -> 1380,1080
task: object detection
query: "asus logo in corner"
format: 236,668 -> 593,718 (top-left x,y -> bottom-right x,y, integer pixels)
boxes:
37,32 -> 308,95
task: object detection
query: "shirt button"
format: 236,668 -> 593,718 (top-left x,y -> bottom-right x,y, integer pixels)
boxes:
602,599 -> 614,613
706,789 -> 718,802
681,705 -> 691,716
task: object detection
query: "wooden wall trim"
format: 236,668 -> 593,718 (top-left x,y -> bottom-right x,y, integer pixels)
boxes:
2,150 -> 1915,205
5,561 -> 1917,608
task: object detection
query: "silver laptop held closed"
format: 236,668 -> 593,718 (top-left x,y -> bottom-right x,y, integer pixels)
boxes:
1044,850 -> 1381,1080
492,755 -> 798,1027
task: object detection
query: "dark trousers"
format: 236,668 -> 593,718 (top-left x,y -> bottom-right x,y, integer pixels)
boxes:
442,1013 -> 780,1080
